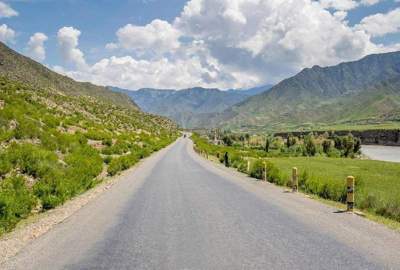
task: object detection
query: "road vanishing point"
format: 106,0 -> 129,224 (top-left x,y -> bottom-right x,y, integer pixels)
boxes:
2,138 -> 400,270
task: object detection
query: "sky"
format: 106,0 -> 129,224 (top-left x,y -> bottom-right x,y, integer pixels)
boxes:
0,0 -> 400,90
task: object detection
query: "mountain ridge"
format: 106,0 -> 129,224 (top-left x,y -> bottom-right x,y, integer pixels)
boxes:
0,42 -> 138,110
109,85 -> 272,128
204,50 -> 400,132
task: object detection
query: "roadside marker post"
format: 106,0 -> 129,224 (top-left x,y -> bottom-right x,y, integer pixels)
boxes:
247,160 -> 250,174
292,167 -> 298,192
347,176 -> 355,212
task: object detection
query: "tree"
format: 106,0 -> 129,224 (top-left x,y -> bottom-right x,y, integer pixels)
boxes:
245,133 -> 250,146
222,135 -> 233,146
286,134 -> 296,148
265,136 -> 270,153
354,137 -> 362,154
322,139 -> 332,154
304,133 -> 316,156
343,134 -> 355,157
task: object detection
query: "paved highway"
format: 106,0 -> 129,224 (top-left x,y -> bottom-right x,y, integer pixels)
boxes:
2,137 -> 400,269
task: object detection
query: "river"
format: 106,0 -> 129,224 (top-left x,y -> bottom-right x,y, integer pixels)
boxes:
361,145 -> 400,163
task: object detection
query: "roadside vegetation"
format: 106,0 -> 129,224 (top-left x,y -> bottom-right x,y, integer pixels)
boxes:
0,77 -> 178,235
192,132 -> 400,223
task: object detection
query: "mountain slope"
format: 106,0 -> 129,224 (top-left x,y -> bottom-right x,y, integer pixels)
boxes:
0,45 -> 178,234
0,42 -> 138,110
210,51 -> 400,132
110,85 -> 272,128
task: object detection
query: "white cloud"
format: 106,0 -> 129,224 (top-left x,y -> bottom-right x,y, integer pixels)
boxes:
57,26 -> 87,70
26,32 -> 48,62
0,1 -> 18,18
319,0 -> 359,11
108,19 -> 181,55
356,8 -> 400,37
54,0 -> 399,90
0,24 -> 15,44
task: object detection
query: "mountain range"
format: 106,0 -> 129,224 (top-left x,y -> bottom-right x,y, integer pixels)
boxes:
197,51 -> 400,132
109,85 -> 272,128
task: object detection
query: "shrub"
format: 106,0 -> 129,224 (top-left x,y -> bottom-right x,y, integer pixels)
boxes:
249,159 -> 264,179
0,176 -> 36,233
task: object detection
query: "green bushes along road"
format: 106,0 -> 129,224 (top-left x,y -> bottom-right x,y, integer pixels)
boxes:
0,78 -> 178,235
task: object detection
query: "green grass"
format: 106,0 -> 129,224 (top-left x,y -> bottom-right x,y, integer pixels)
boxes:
192,133 -> 400,223
269,157 -> 400,219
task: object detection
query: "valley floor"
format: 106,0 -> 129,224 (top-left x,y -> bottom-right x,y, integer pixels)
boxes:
2,138 -> 400,269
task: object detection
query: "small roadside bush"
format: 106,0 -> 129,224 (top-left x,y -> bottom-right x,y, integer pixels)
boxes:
0,176 -> 36,234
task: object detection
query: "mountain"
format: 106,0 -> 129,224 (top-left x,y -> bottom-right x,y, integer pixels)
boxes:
0,42 -> 138,110
0,44 -> 178,233
207,51 -> 400,132
109,85 -> 272,128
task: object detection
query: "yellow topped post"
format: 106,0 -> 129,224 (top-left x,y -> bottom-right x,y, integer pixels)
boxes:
347,176 -> 355,212
292,167 -> 298,192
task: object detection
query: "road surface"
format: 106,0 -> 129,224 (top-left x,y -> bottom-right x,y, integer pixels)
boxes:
2,138 -> 400,270
362,145 -> 400,163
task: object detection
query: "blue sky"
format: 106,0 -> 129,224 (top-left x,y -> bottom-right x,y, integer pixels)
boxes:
1,0 -> 400,90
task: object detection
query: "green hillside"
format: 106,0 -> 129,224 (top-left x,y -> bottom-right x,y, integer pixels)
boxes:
0,42 -> 138,110
0,77 -> 178,234
209,51 -> 400,132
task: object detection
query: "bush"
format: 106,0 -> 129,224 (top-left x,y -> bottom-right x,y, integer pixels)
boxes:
0,176 -> 36,233
249,159 -> 264,180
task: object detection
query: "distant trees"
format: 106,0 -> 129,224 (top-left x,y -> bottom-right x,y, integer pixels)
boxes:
304,133 -> 316,156
333,133 -> 361,157
286,134 -> 296,148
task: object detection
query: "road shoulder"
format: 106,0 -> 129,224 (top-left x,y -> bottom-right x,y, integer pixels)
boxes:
0,141 -> 177,265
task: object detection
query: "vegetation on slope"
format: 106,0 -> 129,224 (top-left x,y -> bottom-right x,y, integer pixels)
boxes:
0,77 -> 178,234
0,42 -> 138,110
207,51 -> 400,132
192,133 -> 400,223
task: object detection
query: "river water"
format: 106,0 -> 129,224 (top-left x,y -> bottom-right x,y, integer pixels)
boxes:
361,145 -> 400,163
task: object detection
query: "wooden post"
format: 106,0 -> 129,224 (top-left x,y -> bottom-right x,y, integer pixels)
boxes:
292,167 -> 298,192
347,176 -> 355,212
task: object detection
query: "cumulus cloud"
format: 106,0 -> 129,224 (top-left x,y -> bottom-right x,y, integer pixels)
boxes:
318,0 -> 359,11
317,0 -> 383,11
0,24 -> 15,44
26,32 -> 48,62
356,8 -> 400,37
57,26 -> 87,70
106,19 -> 181,56
55,0 -> 399,90
0,1 -> 18,18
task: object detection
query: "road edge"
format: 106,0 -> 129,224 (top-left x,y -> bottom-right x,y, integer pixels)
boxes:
0,140 -> 178,265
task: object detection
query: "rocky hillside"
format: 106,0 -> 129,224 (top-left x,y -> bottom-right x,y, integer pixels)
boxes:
209,51 -> 400,132
0,42 -> 138,110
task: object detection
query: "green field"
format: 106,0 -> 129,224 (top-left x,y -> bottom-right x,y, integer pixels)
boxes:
269,157 -> 400,217
192,134 -> 400,222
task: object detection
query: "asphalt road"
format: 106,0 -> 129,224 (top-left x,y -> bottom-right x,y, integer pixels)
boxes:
2,137 -> 400,270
